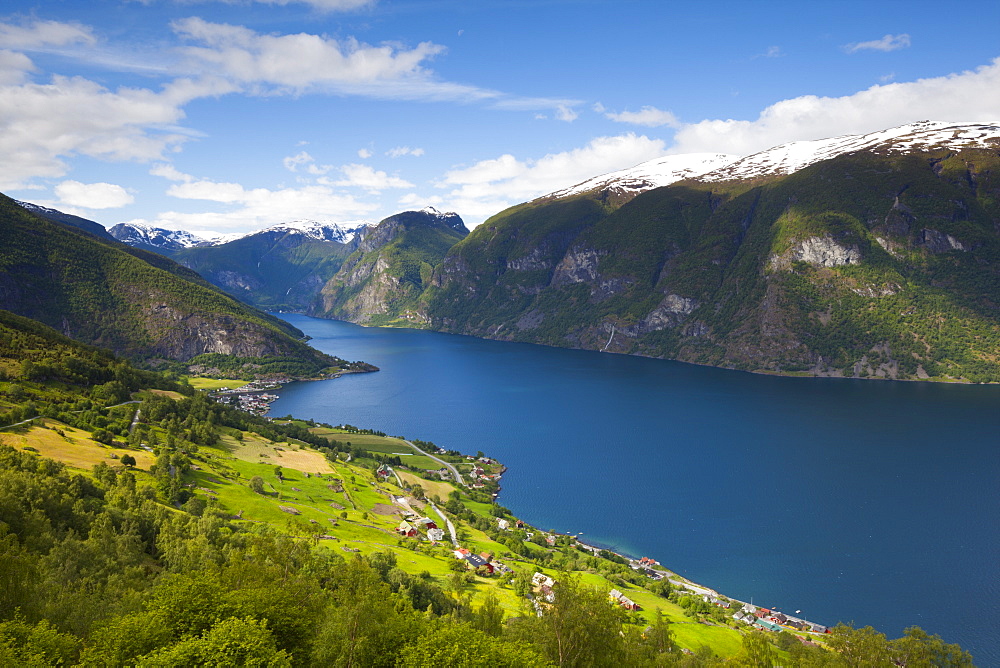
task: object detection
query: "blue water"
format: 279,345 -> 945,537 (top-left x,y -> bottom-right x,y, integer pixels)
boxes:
270,314 -> 1000,662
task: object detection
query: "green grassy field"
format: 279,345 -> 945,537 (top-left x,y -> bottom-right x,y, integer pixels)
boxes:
186,377 -> 251,391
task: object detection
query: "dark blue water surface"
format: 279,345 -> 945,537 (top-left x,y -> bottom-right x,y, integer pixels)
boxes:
270,314 -> 999,662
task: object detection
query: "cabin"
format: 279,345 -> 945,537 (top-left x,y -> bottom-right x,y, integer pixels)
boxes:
609,589 -> 641,611
396,521 -> 418,537
753,619 -> 781,633
532,572 -> 554,588
465,554 -> 489,570
427,528 -> 445,541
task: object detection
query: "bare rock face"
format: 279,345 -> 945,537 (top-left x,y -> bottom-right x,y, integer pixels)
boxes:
790,236 -> 862,267
640,294 -> 698,331
918,228 -> 967,253
506,246 -> 553,272
550,246 -> 605,286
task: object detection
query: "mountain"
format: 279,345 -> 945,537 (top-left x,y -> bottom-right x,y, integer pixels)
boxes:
15,200 -> 117,242
168,220 -> 373,311
544,152 -> 737,207
317,121 -> 1000,382
696,120 -> 1000,183
108,222 -> 210,254
0,193 -> 354,376
310,207 -> 468,326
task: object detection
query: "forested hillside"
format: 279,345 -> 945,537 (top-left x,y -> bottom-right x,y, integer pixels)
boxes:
0,195 -> 347,377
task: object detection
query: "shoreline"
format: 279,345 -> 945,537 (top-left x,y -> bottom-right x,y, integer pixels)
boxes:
565,532 -> 831,636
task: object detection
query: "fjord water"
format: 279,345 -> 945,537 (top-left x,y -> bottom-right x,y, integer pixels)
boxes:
271,314 -> 999,662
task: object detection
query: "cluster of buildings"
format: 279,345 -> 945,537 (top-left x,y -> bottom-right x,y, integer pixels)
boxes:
453,548 -> 512,575
209,382 -> 281,415
609,589 -> 640,611
466,456 -> 504,492
531,572 -> 556,603
732,604 -> 829,635
396,517 -> 445,543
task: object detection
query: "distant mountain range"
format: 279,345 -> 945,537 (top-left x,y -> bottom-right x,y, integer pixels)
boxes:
23,121 -> 1000,381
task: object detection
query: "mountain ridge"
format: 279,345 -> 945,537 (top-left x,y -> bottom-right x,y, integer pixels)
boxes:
0,194 -> 352,377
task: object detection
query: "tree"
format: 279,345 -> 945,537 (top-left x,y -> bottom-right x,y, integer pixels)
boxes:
827,623 -> 893,667
891,626 -> 973,667
734,631 -> 777,667
471,592 -> 504,637
120,454 -> 136,468
511,574 -> 626,666
249,476 -> 265,494
398,623 -> 548,668
135,617 -> 291,667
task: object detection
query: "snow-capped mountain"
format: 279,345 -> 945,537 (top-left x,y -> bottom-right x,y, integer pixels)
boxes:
546,153 -> 738,201
696,121 -> 1000,183
239,220 -> 373,245
416,206 -> 465,232
108,222 -> 208,251
541,122 -> 1000,205
109,220 -> 374,252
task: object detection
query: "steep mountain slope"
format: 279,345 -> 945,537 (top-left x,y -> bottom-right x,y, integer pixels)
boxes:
169,221 -> 372,311
0,194 -> 346,373
311,207 -> 468,325
16,200 -> 117,242
420,123 -> 1000,381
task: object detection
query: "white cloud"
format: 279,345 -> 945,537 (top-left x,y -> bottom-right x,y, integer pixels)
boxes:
0,19 -> 95,49
757,45 -> 782,59
250,0 -> 374,10
54,180 -> 134,209
155,179 -> 378,234
328,163 -> 413,191
150,163 -> 191,182
436,134 -> 667,225
387,146 -> 425,158
604,105 -> 680,128
283,150 -> 332,174
0,49 -> 35,85
555,104 -> 578,122
0,74 -> 227,190
358,148 -> 373,158
171,20 -> 580,112
172,17 -> 450,94
670,57 -> 1000,156
167,179 -> 245,203
844,33 -> 911,54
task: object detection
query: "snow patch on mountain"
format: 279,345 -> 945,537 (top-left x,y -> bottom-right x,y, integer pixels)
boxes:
245,220 -> 374,244
546,153 -> 738,200
108,222 -> 208,250
697,121 -> 1000,183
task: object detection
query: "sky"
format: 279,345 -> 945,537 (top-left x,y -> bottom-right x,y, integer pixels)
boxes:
2,0 -> 1000,236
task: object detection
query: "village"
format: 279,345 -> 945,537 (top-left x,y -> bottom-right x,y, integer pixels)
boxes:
207,381 -> 282,415
380,457 -> 832,640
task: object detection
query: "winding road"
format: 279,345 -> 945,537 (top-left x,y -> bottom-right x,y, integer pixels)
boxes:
403,439 -> 465,487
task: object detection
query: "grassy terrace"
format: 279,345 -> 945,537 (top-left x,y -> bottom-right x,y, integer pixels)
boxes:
186,377 -> 251,391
